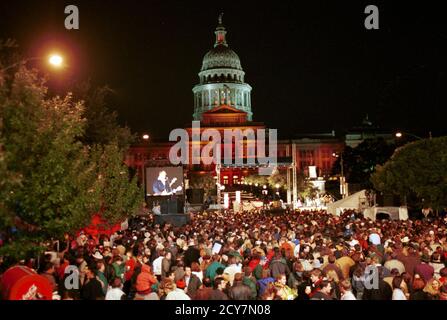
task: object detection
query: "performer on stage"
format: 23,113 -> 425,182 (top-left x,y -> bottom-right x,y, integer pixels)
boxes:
152,170 -> 181,196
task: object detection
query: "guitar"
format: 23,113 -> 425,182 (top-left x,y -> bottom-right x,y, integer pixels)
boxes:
160,185 -> 183,196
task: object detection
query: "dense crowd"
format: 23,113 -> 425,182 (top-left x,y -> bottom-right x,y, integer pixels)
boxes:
5,209 -> 447,300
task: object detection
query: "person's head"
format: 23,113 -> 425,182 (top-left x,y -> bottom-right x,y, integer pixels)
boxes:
424,278 -> 441,295
412,278 -> 426,291
261,268 -> 271,279
261,282 -> 279,300
214,276 -> 227,291
392,276 -> 404,290
191,262 -> 200,272
328,255 -> 336,264
75,254 -> 84,265
340,279 -> 352,294
113,255 -> 123,265
319,280 -> 332,294
233,273 -> 243,284
276,274 -> 287,286
440,267 -> 447,278
401,272 -> 412,286
421,253 -> 430,263
310,268 -> 322,283
390,268 -> 400,277
431,279 -> 441,291
202,277 -> 212,288
96,261 -> 105,272
326,270 -> 339,283
158,170 -> 167,180
62,290 -> 77,300
111,277 -> 122,289
165,251 -> 172,260
85,265 -> 95,280
243,266 -> 252,278
162,279 -> 175,294
42,262 -> 55,274
216,267 -> 225,276
440,284 -> 447,298
167,271 -> 176,282
431,252 -> 441,263
185,266 -> 191,277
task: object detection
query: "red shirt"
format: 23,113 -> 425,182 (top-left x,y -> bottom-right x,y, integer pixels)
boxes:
57,260 -> 69,280
248,258 -> 260,272
125,258 -> 136,281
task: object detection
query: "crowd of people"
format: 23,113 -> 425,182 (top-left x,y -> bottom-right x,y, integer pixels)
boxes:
3,208 -> 447,300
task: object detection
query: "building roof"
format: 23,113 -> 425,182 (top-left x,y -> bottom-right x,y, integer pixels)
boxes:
202,104 -> 247,114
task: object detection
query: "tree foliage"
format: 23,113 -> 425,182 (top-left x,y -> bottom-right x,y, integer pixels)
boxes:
243,169 -> 318,199
332,138 -> 395,189
0,64 -> 142,261
371,137 -> 447,210
189,172 -> 216,199
73,82 -> 134,149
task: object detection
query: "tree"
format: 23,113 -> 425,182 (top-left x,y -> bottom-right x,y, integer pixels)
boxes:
332,138 -> 395,189
371,137 -> 447,210
73,82 -> 134,149
0,65 -> 141,262
90,143 -> 141,224
188,172 -> 216,198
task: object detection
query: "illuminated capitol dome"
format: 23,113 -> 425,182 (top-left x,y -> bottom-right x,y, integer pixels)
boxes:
193,14 -> 253,121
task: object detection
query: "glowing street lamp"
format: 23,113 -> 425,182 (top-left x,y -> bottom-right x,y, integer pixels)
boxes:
395,131 -> 425,140
48,54 -> 64,67
142,134 -> 150,140
1,52 -> 65,72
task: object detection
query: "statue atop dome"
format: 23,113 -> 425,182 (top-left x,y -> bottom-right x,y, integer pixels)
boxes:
214,13 -> 228,47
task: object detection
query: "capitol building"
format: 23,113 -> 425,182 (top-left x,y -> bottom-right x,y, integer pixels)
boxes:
125,15 -> 394,203
193,14 -> 252,121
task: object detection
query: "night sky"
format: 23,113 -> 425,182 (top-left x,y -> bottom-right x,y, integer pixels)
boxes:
1,0 -> 446,140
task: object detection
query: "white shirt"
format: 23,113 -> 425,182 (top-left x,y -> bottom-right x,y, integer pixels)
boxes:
341,291 -> 357,300
392,288 -> 407,300
166,289 -> 191,300
223,264 -> 242,286
369,233 -> 381,245
105,287 -> 125,300
294,244 -> 301,258
152,256 -> 164,276
192,271 -> 203,282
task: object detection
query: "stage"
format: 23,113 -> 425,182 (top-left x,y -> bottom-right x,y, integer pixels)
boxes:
154,213 -> 191,227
